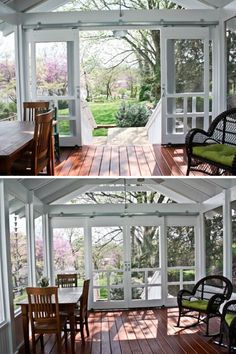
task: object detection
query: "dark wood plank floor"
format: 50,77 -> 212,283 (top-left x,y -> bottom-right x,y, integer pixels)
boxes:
55,145 -> 194,176
25,308 -> 228,354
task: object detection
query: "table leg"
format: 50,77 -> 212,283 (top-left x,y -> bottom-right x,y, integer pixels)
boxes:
68,305 -> 76,354
21,305 -> 30,354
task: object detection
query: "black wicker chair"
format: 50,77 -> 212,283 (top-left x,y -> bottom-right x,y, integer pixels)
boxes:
218,300 -> 236,353
177,275 -> 233,336
185,108 -> 236,175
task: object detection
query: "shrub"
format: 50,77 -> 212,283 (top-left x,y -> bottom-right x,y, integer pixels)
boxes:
116,102 -> 150,127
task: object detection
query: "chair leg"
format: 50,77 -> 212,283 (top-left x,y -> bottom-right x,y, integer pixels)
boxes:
80,320 -> 85,341
31,334 -> 36,354
40,334 -> 44,350
205,315 -> 209,336
56,332 -> 62,352
177,309 -> 181,327
85,316 -> 90,337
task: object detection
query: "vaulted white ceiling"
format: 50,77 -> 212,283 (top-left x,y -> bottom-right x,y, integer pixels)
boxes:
17,177 -> 236,205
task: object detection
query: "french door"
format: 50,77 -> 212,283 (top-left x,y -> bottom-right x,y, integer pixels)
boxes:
90,217 -> 164,309
161,27 -> 211,144
24,29 -> 81,147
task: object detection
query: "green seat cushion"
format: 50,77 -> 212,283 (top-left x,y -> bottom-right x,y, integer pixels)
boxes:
192,144 -> 236,167
225,313 -> 236,327
182,299 -> 209,311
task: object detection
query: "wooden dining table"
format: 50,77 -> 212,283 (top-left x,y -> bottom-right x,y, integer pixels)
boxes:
17,287 -> 82,354
0,120 -> 55,175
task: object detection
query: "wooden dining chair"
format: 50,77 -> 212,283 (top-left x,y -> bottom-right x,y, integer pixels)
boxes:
26,286 -> 67,354
75,279 -> 90,341
23,101 -> 49,122
11,110 -> 54,175
57,273 -> 78,288
23,101 -> 60,161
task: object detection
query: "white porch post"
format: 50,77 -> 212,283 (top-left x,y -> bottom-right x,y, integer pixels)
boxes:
14,25 -> 26,120
26,191 -> 36,286
212,18 -> 227,114
0,180 -> 15,354
42,213 -> 51,280
223,189 -> 232,280
196,212 -> 205,279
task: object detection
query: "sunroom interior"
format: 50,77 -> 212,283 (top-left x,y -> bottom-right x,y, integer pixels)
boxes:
1,0 -> 236,156
1,176 -> 236,353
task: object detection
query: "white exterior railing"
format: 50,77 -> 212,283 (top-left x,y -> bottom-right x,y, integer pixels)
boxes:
80,100 -> 97,145
146,99 -> 162,144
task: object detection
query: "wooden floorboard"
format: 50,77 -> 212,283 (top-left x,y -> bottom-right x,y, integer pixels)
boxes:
20,308 -> 229,354
55,145 -> 191,176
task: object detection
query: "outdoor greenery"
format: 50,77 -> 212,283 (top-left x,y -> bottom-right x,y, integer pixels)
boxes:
116,101 -> 150,127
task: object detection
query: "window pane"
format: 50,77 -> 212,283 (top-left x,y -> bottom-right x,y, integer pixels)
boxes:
35,42 -> 68,97
53,228 -> 85,281
131,226 -> 160,268
35,215 -> 43,284
9,198 -> 28,311
167,226 -> 195,267
204,207 -> 223,276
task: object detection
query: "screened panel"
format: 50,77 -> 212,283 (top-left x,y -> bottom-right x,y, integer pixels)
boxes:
35,215 -> 43,284
53,228 -> 85,283
204,207 -> 223,276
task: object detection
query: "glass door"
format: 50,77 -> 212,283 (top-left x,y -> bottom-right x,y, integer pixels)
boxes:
161,27 -> 211,144
24,29 -> 81,147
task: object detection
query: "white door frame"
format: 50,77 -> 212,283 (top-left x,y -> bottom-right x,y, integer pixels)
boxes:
161,27 -> 210,145
24,29 -> 82,147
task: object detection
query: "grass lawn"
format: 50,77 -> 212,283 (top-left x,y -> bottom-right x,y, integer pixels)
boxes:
58,100 -> 138,136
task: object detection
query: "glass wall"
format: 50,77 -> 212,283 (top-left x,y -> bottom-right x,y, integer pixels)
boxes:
9,195 -> 28,310
204,207 -> 223,276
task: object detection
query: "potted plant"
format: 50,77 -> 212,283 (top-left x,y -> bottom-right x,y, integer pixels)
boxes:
39,276 -> 49,287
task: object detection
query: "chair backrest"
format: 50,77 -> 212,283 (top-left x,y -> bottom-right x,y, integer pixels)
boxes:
209,108 -> 236,145
23,101 -> 50,122
57,273 -> 78,288
26,286 -> 60,331
193,275 -> 233,301
79,279 -> 90,320
32,109 -> 53,175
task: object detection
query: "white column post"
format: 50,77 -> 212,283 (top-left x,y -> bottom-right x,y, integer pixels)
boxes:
47,216 -> 54,285
223,189 -> 232,279
15,25 -> 26,119
196,212 -> 206,279
0,180 -> 15,353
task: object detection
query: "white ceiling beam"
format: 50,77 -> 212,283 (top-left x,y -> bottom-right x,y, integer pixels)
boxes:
47,202 -> 201,215
0,9 -> 219,27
